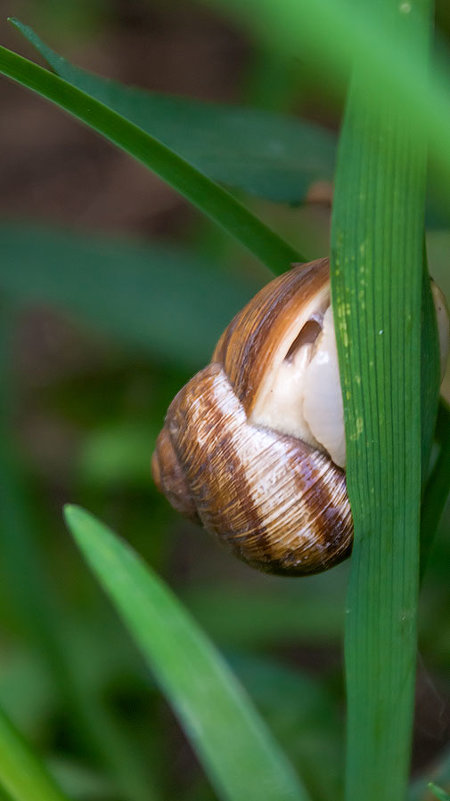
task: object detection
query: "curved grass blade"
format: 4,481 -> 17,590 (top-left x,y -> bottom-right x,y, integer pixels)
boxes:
13,16 -> 447,232
0,704 -> 70,801
11,19 -> 336,207
64,505 -> 310,801
0,41 -> 300,274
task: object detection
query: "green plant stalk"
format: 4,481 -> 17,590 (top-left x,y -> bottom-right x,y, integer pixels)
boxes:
330,2 -> 433,800
0,42 -> 300,274
0,305 -> 159,801
0,704 -> 70,801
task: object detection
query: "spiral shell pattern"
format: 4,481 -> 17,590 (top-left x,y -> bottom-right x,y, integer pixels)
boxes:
152,258 -> 354,575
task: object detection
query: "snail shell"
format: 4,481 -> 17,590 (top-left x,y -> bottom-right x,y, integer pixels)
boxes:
152,258 -> 351,575
152,258 -> 449,576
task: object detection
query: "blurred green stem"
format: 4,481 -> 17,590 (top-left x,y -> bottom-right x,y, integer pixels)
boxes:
0,303 -> 159,801
0,704 -> 70,801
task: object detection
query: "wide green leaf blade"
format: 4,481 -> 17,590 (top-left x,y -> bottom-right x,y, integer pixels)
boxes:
203,0 -> 450,197
0,704 -> 70,801
0,224 -> 263,369
11,19 -> 335,206
64,505 -> 310,801
0,40 -> 299,273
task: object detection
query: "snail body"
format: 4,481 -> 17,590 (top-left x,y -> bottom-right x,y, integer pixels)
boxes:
152,258 -> 449,576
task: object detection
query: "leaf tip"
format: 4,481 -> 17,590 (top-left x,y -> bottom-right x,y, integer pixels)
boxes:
427,781 -> 450,801
63,503 -> 88,533
8,18 -> 33,42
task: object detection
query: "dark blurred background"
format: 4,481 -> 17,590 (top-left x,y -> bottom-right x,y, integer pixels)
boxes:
0,2 -> 448,800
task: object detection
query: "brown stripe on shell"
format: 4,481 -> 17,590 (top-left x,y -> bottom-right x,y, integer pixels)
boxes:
212,258 -> 330,416
156,362 -> 353,576
164,364 -> 274,565
151,428 -> 199,523
283,445 -> 352,572
238,427 -> 352,575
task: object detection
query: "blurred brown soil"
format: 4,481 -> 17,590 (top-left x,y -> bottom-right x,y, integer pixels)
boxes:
0,0 -> 245,238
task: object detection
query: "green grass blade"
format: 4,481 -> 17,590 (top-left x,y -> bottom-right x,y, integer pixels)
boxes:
0,40 -> 300,274
10,18 -> 336,206
64,505 -> 311,801
0,704 -> 70,801
428,784 -> 450,801
0,224 -> 263,369
204,0 -> 450,196
329,3 -> 432,801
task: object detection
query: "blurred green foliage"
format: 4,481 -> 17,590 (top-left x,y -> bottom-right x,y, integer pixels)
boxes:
0,2 -> 447,801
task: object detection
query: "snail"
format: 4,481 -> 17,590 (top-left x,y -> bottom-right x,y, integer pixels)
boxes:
152,258 -> 449,576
